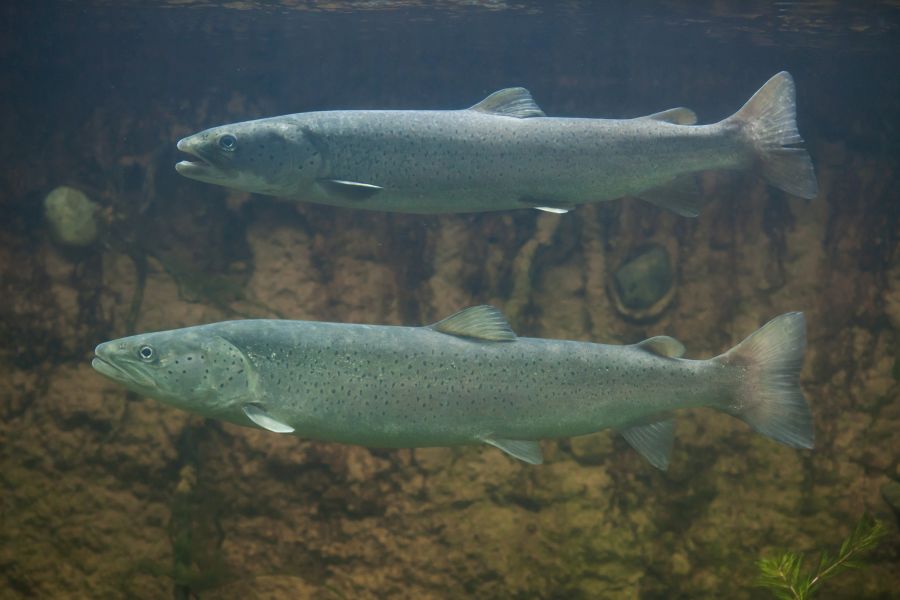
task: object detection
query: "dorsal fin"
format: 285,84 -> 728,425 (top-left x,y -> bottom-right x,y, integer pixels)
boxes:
428,305 -> 516,341
636,335 -> 685,358
469,88 -> 546,118
643,107 -> 697,125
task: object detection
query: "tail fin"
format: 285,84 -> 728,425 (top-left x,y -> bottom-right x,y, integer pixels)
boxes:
727,72 -> 818,200
716,312 -> 814,449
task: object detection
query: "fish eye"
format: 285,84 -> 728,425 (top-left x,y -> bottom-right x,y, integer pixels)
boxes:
218,134 -> 237,151
138,345 -> 154,361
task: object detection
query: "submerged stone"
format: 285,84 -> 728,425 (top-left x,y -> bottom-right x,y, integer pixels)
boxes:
44,186 -> 100,247
614,245 -> 673,310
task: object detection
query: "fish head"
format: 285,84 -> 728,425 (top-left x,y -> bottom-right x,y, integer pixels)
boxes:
175,116 -> 322,195
92,328 -> 254,415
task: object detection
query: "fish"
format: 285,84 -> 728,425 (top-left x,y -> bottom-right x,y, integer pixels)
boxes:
175,72 -> 816,216
91,306 -> 813,469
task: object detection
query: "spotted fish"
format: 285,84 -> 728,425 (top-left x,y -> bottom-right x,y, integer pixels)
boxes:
175,72 -> 816,215
91,306 -> 813,469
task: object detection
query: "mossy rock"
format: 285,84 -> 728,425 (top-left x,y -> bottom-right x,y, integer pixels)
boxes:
44,186 -> 100,247
613,245 -> 673,311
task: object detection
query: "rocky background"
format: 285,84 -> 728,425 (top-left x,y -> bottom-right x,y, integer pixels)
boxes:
1,2 -> 898,598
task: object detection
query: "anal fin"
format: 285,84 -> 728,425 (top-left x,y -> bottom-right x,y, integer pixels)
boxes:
482,436 -> 544,464
620,419 -> 675,470
637,174 -> 705,217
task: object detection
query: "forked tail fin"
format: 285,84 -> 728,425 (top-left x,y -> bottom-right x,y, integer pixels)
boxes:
715,312 -> 814,449
726,72 -> 818,200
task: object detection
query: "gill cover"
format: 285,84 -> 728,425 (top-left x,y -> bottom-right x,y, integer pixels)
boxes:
195,335 -> 259,405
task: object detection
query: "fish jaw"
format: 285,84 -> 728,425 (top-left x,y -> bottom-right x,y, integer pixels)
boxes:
91,342 -> 156,390
175,136 -> 234,185
91,354 -> 124,380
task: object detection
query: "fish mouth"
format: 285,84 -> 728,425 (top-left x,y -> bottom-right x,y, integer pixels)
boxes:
175,138 -> 226,181
91,355 -> 130,382
91,352 -> 155,389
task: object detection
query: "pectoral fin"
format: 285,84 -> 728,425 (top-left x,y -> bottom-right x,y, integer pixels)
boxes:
318,179 -> 383,201
482,436 -> 544,464
518,197 -> 575,214
429,305 -> 516,341
620,419 -> 675,470
243,404 -> 295,433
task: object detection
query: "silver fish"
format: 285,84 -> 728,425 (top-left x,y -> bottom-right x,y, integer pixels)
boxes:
91,306 -> 813,469
175,72 -> 816,216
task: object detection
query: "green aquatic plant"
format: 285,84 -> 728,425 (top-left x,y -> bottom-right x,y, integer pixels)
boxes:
756,513 -> 888,599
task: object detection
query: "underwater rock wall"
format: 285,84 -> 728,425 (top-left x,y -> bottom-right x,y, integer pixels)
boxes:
1,124 -> 898,598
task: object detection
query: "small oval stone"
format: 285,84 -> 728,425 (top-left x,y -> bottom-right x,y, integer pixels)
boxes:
43,186 -> 100,247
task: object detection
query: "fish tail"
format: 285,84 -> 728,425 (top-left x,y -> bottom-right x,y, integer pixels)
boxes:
715,312 -> 814,449
727,71 -> 818,200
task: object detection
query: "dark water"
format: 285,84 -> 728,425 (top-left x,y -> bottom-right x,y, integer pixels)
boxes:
6,2 -> 900,148
1,2 -> 899,599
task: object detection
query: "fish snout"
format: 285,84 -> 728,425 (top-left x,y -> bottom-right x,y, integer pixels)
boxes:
91,341 -> 126,380
92,339 -> 131,369
175,133 -> 226,182
93,341 -> 112,359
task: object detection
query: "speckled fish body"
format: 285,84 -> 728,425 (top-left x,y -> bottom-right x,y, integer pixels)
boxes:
175,72 -> 816,215
92,306 -> 813,469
